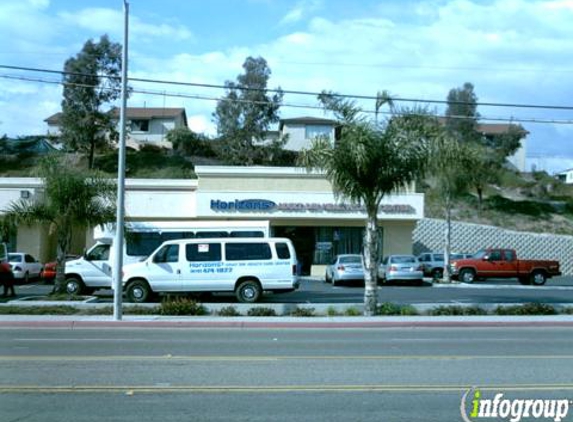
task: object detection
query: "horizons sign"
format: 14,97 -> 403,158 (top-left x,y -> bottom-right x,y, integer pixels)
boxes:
210,199 -> 416,214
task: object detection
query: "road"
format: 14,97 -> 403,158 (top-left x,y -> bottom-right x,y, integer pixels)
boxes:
10,275 -> 573,305
1,325 -> 573,421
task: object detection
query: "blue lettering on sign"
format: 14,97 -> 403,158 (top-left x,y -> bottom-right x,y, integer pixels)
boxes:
210,199 -> 277,212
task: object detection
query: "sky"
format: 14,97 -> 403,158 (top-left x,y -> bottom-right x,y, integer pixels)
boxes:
0,0 -> 572,173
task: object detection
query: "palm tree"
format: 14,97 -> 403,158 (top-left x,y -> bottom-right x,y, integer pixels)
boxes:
299,93 -> 433,315
3,156 -> 116,294
427,133 -> 480,282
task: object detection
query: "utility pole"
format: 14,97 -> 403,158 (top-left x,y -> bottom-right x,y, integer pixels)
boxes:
113,0 -> 129,321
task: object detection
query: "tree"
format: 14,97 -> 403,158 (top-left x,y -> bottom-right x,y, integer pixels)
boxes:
166,127 -> 215,158
213,56 -> 284,165
3,156 -> 116,294
467,144 -> 501,213
445,82 -> 481,144
60,35 -> 124,169
427,133 -> 480,282
299,92 -> 432,316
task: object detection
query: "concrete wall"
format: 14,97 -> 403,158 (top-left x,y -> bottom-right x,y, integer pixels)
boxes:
413,218 -> 573,275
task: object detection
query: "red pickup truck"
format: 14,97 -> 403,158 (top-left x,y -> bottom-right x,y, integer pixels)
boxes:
450,248 -> 561,285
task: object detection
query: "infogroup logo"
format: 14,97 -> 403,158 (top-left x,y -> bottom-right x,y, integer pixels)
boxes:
461,388 -> 571,422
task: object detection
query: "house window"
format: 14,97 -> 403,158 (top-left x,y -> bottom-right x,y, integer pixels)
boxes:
305,125 -> 332,140
131,119 -> 149,132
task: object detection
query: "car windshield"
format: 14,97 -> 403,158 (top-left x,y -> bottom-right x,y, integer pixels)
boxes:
339,256 -> 361,264
391,256 -> 416,263
8,254 -> 22,263
472,249 -> 487,259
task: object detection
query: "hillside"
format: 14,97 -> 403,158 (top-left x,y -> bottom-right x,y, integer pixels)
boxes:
423,169 -> 573,236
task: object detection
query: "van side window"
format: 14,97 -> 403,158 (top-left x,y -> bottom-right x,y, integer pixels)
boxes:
186,243 -> 222,262
153,245 -> 179,263
225,243 -> 272,261
86,245 -> 110,261
276,243 -> 291,259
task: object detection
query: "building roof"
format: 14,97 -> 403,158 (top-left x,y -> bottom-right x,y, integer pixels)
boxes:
45,107 -> 188,127
435,117 -> 528,136
279,116 -> 337,130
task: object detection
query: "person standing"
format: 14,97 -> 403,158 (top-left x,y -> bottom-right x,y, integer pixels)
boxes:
0,258 -> 15,298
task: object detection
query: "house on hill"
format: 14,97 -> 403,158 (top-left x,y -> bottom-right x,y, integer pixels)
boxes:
44,107 -> 188,150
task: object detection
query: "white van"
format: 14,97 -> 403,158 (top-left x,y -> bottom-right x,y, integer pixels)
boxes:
122,237 -> 299,303
63,220 -> 270,295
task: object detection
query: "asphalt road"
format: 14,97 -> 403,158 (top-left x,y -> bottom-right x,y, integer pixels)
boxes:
1,325 -> 573,421
9,275 -> 573,305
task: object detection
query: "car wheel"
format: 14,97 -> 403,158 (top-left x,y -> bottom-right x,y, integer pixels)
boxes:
23,271 -> 30,284
65,276 -> 84,295
459,269 -> 475,283
432,268 -> 443,280
530,271 -> 547,286
332,277 -> 337,287
325,273 -> 331,283
236,279 -> 262,303
126,279 -> 151,303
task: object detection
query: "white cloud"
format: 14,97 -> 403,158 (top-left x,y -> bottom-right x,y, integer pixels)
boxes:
58,8 -> 194,42
280,0 -> 323,25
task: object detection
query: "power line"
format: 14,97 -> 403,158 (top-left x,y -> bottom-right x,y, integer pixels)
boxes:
2,73 -> 572,126
2,63 -> 573,112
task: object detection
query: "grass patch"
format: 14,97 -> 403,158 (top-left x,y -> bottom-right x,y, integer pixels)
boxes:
326,306 -> 341,317
494,303 -> 557,315
0,305 -> 80,315
344,307 -> 362,316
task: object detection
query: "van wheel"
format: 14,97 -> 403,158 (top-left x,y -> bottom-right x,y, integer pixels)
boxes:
530,271 -> 547,286
236,280 -> 262,303
65,276 -> 84,295
127,280 -> 151,303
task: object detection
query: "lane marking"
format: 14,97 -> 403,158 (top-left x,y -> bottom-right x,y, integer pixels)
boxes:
2,383 -> 573,394
2,354 -> 573,362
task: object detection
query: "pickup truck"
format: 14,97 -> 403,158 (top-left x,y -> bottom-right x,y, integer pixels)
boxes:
450,248 -> 561,285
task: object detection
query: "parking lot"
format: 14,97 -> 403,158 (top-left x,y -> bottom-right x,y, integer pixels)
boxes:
6,275 -> 573,306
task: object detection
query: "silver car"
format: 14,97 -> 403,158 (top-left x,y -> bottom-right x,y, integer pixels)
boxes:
325,254 -> 364,286
8,252 -> 43,282
378,254 -> 424,285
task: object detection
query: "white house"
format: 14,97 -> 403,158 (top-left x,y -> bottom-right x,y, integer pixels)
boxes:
271,116 -> 338,151
44,107 -> 188,149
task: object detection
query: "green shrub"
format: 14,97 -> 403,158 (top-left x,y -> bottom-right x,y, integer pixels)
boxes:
494,303 -> 557,315
429,305 -> 484,316
124,306 -> 159,315
247,307 -> 277,317
562,307 -> 573,315
376,302 -> 419,316
159,297 -> 208,316
290,307 -> 315,317
344,307 -> 362,316
326,306 -> 341,317
218,306 -> 241,317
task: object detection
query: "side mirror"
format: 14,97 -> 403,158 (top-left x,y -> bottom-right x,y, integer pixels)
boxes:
483,255 -> 490,261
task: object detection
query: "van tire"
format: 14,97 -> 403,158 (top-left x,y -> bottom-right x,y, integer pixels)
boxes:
236,279 -> 262,303
65,276 -> 84,295
126,279 -> 151,303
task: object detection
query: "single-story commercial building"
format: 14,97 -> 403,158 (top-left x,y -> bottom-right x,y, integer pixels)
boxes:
0,166 -> 424,276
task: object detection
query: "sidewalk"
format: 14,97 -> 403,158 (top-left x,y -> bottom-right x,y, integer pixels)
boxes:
1,314 -> 573,328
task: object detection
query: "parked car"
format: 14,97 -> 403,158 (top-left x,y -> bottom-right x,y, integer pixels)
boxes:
450,248 -> 561,285
325,254 -> 364,286
40,255 -> 82,283
378,254 -> 424,285
418,252 -> 474,278
7,252 -> 43,282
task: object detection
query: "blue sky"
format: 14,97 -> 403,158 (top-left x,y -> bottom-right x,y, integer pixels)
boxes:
1,0 -> 572,172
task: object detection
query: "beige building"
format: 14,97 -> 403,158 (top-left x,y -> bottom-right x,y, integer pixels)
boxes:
0,166 -> 424,276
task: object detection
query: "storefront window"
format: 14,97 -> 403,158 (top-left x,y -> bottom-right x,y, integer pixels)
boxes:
314,227 -> 364,265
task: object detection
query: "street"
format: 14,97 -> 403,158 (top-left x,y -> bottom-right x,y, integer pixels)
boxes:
1,325 -> 573,421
